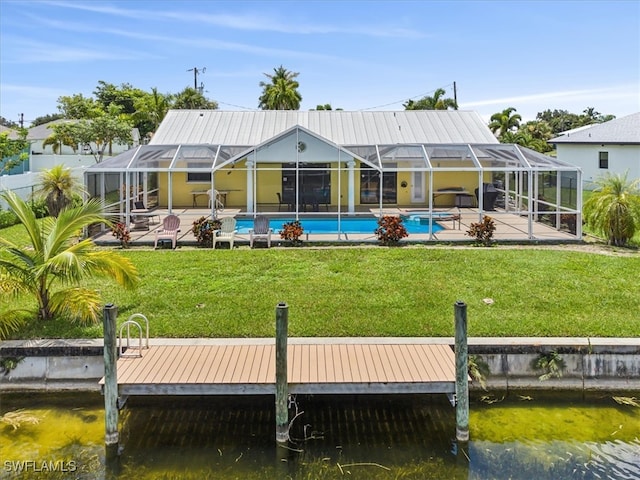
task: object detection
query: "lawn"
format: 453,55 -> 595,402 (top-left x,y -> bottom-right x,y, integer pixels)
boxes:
2,228 -> 639,339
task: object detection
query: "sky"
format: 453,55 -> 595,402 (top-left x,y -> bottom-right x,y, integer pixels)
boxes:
1,0 -> 639,127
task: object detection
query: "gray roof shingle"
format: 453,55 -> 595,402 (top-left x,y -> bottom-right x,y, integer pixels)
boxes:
550,112 -> 640,144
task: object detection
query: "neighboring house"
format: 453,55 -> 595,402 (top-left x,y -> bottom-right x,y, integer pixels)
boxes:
0,120 -> 139,206
550,112 -> 640,187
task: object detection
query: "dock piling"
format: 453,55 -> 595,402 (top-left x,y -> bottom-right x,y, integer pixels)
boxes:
275,302 -> 289,445
454,300 -> 469,442
103,303 -> 119,458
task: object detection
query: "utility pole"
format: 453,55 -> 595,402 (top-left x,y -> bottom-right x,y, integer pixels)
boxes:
187,67 -> 206,93
18,113 -> 24,128
453,82 -> 458,109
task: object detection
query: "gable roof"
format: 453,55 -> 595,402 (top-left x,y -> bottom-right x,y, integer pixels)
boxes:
550,112 -> 640,145
150,110 -> 499,146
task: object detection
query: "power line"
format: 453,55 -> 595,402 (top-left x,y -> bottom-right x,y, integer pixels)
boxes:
359,82 -> 456,111
216,100 -> 259,111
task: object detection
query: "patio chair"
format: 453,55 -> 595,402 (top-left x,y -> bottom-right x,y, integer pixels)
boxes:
276,192 -> 286,211
207,189 -> 224,211
249,215 -> 273,248
154,214 -> 181,249
212,217 -> 237,249
132,200 -> 160,224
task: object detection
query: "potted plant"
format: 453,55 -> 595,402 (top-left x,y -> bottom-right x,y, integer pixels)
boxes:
374,215 -> 408,246
191,216 -> 222,247
111,221 -> 131,248
279,220 -> 304,246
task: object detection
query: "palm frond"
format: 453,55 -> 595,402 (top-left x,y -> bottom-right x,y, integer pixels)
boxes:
49,287 -> 102,324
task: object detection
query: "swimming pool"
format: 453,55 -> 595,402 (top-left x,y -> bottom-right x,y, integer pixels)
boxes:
235,216 -> 445,234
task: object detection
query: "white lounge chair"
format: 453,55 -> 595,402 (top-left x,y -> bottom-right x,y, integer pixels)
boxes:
212,217 -> 237,249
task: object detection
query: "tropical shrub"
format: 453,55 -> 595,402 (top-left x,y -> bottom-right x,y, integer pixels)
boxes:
466,215 -> 496,246
279,220 -> 304,246
191,216 -> 222,247
374,215 -> 408,246
0,190 -> 139,331
0,208 -> 18,229
583,171 -> 640,246
111,222 -> 131,248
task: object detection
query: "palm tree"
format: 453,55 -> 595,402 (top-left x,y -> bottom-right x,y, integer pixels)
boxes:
489,107 -> 522,139
258,65 -> 302,110
403,88 -> 457,110
0,190 -> 139,329
33,164 -> 85,217
42,129 -> 78,154
583,171 -> 640,246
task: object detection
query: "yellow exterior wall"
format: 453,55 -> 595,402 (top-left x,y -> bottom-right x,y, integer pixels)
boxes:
154,164 -> 492,209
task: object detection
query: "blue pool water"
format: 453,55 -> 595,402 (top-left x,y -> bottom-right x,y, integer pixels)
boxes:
235,216 -> 445,234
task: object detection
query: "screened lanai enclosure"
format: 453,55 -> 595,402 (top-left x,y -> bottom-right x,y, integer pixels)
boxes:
84,111 -> 582,241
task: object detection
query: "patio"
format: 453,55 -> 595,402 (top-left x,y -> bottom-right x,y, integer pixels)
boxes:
93,207 -> 577,247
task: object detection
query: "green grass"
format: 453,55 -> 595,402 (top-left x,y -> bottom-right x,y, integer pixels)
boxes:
3,232 -> 639,338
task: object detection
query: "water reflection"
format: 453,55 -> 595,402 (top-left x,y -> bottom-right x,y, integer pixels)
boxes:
1,391 -> 639,479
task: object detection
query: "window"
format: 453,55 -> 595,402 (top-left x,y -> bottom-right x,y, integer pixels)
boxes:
187,163 -> 212,183
598,151 -> 609,169
360,165 -> 397,204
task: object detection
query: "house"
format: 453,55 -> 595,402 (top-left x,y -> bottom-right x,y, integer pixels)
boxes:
85,110 -> 582,240
550,112 -> 640,187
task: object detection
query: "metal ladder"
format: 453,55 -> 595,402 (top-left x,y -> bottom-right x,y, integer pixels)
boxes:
118,313 -> 150,358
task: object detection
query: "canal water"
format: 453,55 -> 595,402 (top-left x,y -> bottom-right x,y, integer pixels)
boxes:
1,391 -> 639,479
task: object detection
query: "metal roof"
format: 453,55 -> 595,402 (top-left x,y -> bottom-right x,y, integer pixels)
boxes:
150,110 -> 499,146
550,112 -> 640,145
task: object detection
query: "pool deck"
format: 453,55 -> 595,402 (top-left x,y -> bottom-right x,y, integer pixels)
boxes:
94,207 -> 577,247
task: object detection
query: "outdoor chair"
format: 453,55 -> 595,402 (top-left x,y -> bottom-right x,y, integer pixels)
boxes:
249,215 -> 273,248
212,217 -> 237,249
132,200 -> 159,225
208,189 -> 224,211
276,192 -> 286,211
154,214 -> 181,249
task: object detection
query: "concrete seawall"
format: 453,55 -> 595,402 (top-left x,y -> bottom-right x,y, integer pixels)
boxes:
1,337 -> 639,392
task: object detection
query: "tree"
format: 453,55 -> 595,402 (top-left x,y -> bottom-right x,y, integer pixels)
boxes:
403,88 -> 457,110
31,113 -> 65,127
41,125 -> 78,154
57,93 -> 102,119
536,108 -> 615,135
46,113 -> 133,163
489,107 -> 522,139
173,87 -> 218,110
33,164 -> 85,217
0,190 -> 139,327
258,65 -> 302,110
583,171 -> 640,247
501,129 -> 550,153
0,129 -> 29,175
133,87 -> 173,136
0,116 -> 19,128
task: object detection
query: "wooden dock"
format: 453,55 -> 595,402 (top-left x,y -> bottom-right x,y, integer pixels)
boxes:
102,340 -> 457,396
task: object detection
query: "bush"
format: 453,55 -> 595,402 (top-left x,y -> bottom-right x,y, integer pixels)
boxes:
466,215 -> 496,246
191,216 -> 222,247
28,198 -> 48,219
374,215 -> 408,246
0,209 -> 18,229
111,222 -> 131,248
279,220 -> 304,246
